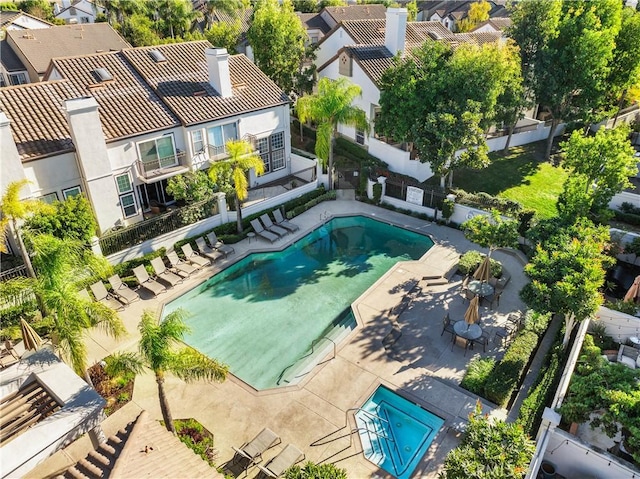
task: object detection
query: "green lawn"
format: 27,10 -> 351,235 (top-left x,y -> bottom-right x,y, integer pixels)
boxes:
426,141 -> 567,219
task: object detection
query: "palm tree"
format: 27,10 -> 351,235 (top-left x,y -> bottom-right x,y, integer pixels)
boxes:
208,139 -> 264,234
296,77 -> 369,190
106,309 -> 228,434
1,179 -> 54,279
204,0 -> 244,29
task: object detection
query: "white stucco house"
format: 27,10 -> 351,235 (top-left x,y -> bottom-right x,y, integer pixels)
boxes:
0,41 -> 295,236
53,0 -> 106,24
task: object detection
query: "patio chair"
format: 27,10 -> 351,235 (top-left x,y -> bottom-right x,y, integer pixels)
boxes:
108,274 -> 140,304
451,335 -> 471,356
90,281 -> 125,311
232,427 -> 281,467
181,243 -> 211,268
150,257 -> 184,287
463,289 -> 475,303
494,325 -> 515,346
259,214 -> 288,237
78,288 -> 92,301
206,231 -> 235,257
195,237 -> 224,262
250,219 -> 279,243
471,331 -> 490,352
166,251 -> 197,277
133,265 -> 167,297
273,209 -> 299,232
441,313 -> 454,340
488,291 -> 502,310
256,444 -> 305,478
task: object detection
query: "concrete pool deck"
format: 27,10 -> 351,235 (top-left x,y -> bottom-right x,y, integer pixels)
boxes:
28,197 -> 528,479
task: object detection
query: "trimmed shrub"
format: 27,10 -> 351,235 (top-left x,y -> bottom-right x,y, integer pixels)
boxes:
461,357 -> 496,396
285,461 -> 347,479
457,250 -> 502,278
451,188 -> 522,216
484,331 -> 539,406
113,248 -> 167,281
613,210 -> 640,226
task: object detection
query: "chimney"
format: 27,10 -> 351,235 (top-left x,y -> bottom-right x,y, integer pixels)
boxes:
0,112 -> 30,197
385,7 -> 408,56
205,48 -> 232,98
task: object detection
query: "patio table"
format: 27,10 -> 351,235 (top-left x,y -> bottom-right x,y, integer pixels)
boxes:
468,280 -> 494,298
453,320 -> 482,341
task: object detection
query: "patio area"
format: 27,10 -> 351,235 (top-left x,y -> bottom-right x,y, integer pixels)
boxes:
26,198 -> 529,479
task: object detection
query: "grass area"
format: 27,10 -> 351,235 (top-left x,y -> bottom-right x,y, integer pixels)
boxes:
426,141 -> 568,219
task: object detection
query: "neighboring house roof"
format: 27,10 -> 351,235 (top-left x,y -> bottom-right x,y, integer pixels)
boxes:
323,4 -> 387,24
0,10 -> 53,29
6,23 -> 130,77
471,16 -> 512,32
0,40 -> 26,72
121,41 -> 289,127
343,45 -> 395,86
420,1 -> 509,24
297,12 -> 331,34
61,410 -> 219,479
55,0 -> 104,18
50,51 -> 180,140
0,80 -> 78,160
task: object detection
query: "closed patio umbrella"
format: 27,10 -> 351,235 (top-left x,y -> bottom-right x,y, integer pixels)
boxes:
473,255 -> 491,283
623,275 -> 640,303
464,296 -> 480,325
20,318 -> 43,351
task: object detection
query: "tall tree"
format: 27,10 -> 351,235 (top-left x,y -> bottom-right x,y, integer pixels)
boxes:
456,0 -> 491,33
461,210 -> 519,259
106,309 -> 228,434
153,0 -> 202,39
247,0 -> 307,95
557,125 -> 637,221
205,18 -> 241,53
520,218 -> 612,346
208,139 -> 264,234
0,180 -> 53,279
296,77 -> 368,190
204,0 -> 244,29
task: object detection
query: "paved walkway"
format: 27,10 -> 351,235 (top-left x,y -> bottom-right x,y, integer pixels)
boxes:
29,198 -> 532,479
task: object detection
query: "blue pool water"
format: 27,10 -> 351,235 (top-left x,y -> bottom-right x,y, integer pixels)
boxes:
163,216 -> 433,390
356,386 -> 444,479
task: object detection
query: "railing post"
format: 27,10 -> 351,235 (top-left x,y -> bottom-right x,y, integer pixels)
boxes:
90,235 -> 103,257
216,192 -> 229,224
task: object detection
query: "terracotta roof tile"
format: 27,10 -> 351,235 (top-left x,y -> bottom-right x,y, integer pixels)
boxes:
121,41 -> 289,127
345,45 -> 395,86
323,4 -> 387,23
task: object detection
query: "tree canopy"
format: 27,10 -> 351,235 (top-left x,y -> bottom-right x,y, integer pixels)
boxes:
461,210 -> 519,256
457,0 -> 491,33
24,195 -> 97,246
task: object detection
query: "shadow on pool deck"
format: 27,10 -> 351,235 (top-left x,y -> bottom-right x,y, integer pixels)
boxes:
30,199 -> 529,479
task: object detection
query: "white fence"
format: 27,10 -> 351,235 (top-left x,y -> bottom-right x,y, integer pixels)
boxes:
368,138 -> 434,182
485,120 -> 565,152
381,195 -> 436,218
594,306 -> 640,344
609,190 -> 639,212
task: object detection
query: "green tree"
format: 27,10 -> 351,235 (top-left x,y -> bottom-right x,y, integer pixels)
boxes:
19,0 -> 55,21
296,77 -> 368,190
461,210 -> 519,259
318,0 -> 346,7
122,12 -> 161,46
406,0 -> 418,22
247,0 -> 307,94
166,170 -> 215,204
153,0 -> 202,39
204,0 -> 244,29
457,0 -> 491,33
293,0 -> 317,13
520,218 -> 612,346
208,139 -> 264,233
440,402 -> 535,479
0,180 -> 54,279
205,18 -> 241,53
106,309 -> 228,434
285,461 -> 347,479
557,125 -> 637,221
24,195 -> 97,246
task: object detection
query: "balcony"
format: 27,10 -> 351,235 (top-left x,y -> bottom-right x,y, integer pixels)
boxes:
135,150 -> 188,183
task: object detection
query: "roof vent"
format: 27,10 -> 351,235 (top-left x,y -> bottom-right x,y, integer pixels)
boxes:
92,67 -> 113,82
149,49 -> 167,63
193,89 -> 207,97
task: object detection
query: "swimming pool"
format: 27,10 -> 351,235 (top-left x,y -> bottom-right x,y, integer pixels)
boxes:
163,216 -> 433,390
355,386 -> 444,479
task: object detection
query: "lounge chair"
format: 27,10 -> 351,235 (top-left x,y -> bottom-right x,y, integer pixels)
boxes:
232,427 -> 281,467
90,281 -> 125,311
195,237 -> 224,262
181,243 -> 211,268
256,444 -> 305,478
206,231 -> 235,257
259,214 -> 288,237
133,265 -> 167,297
150,257 -> 184,287
78,288 -> 92,301
166,251 -> 197,277
250,219 -> 278,243
272,209 -> 299,233
108,274 -> 140,304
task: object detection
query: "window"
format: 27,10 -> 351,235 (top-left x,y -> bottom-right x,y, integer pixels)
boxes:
115,173 -> 137,218
39,192 -> 58,204
356,128 -> 365,145
138,135 -> 177,170
69,7 -> 77,15
9,72 -> 27,85
62,186 -> 81,199
81,16 -> 90,23
310,35 -> 319,44
257,131 -> 286,172
191,130 -> 204,153
257,137 -> 270,173
207,122 -> 238,157
0,75 -> 6,88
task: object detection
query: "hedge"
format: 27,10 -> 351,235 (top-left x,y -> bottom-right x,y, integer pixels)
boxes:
450,188 -> 522,216
460,357 -> 496,396
457,250 -> 502,278
113,247 -> 167,284
484,330 -> 539,406
613,209 -> 640,226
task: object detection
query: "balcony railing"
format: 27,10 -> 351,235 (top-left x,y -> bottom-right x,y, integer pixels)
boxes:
135,151 -> 187,180
207,134 -> 258,162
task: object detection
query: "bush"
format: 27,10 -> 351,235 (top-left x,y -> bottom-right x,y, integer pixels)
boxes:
24,195 -> 97,245
113,248 -> 166,281
588,320 -> 618,351
372,183 -> 382,204
484,331 -> 540,406
460,357 -> 496,395
522,310 -> 552,336
625,237 -> 640,256
442,198 -> 455,221
174,418 -> 216,466
613,209 -> 640,226
285,461 -> 347,479
604,299 -> 638,316
619,201 -> 640,216
450,188 -> 522,216
334,137 -> 384,167
457,251 -> 502,278
166,171 -> 215,204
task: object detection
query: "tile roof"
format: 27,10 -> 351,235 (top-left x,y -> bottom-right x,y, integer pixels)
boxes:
0,10 -> 53,28
0,40 -> 25,72
297,12 -> 331,34
0,80 -> 78,160
344,45 -> 395,86
6,23 -> 130,76
323,4 -> 387,23
121,41 -> 289,127
50,51 -> 179,140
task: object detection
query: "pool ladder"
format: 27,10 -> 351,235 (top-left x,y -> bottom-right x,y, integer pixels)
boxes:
347,408 -> 408,477
275,336 -> 337,385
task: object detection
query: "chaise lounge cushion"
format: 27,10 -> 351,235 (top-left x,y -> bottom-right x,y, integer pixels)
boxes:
617,344 -> 640,369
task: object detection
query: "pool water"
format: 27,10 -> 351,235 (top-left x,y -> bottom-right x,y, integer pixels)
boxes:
163,216 -> 433,390
355,386 -> 444,479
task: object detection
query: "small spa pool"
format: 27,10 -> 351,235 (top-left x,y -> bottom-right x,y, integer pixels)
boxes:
355,386 -> 444,479
163,216 -> 433,390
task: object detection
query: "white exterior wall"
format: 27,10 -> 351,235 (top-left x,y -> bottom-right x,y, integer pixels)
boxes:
596,306 -> 640,344
22,153 -> 81,200
315,27 -> 354,68
55,0 -> 104,24
5,15 -> 51,30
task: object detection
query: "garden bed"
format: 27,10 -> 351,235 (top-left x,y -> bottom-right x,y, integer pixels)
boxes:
87,361 -> 134,416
